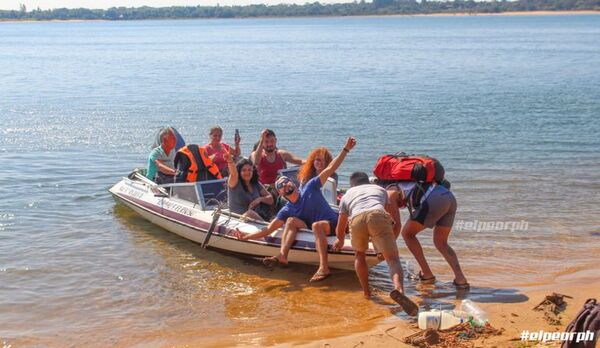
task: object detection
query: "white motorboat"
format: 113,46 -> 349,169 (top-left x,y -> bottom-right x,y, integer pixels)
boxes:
109,170 -> 380,270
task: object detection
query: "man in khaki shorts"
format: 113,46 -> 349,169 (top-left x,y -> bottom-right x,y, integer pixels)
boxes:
333,172 -> 418,316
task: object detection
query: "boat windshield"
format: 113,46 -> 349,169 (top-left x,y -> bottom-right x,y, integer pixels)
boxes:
159,179 -> 227,210
167,183 -> 200,205
195,179 -> 228,210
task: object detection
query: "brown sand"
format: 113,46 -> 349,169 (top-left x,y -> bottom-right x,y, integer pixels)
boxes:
280,278 -> 600,348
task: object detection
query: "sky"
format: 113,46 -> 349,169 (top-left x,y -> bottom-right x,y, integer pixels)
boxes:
0,0 -> 350,9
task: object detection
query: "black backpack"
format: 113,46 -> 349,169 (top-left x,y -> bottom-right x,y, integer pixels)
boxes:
562,298 -> 600,348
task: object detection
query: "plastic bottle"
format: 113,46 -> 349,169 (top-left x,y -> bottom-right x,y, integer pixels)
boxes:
417,309 -> 470,330
460,299 -> 488,327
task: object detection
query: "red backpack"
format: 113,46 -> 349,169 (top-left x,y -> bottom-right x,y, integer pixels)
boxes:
373,152 -> 446,184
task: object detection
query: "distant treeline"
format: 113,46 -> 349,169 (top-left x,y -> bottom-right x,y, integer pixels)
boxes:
2,0 -> 600,21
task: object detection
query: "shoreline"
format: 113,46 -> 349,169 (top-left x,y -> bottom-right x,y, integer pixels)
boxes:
281,268 -> 600,348
1,10 -> 599,23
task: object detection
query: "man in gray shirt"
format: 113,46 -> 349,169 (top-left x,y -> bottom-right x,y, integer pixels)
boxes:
333,171 -> 418,316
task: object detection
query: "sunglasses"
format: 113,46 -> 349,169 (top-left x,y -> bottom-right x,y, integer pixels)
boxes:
275,177 -> 292,191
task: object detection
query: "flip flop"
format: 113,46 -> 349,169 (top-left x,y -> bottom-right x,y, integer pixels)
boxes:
262,257 -> 288,268
418,271 -> 436,284
390,289 -> 419,316
262,257 -> 278,268
453,280 -> 471,290
309,271 -> 331,282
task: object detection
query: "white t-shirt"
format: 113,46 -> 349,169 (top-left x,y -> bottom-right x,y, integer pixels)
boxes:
339,184 -> 388,218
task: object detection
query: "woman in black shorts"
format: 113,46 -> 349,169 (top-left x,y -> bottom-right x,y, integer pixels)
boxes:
390,183 -> 469,289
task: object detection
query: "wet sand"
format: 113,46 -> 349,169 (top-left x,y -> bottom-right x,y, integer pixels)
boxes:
286,273 -> 600,347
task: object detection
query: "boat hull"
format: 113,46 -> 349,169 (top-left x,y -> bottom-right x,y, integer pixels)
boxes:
109,176 -> 380,270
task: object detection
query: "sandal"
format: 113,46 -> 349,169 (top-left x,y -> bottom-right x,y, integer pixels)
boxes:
309,271 -> 331,282
262,256 -> 288,268
453,280 -> 470,290
418,271 -> 436,284
390,289 -> 419,316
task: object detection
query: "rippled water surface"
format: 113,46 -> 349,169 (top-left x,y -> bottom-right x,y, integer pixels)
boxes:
1,15 -> 600,347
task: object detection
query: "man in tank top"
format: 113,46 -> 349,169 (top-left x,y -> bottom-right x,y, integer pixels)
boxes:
249,129 -> 304,185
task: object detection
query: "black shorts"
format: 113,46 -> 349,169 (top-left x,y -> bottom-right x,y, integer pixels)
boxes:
411,186 -> 457,228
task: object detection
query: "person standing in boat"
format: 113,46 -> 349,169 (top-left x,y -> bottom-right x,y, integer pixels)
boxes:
224,151 -> 273,221
249,129 -> 304,186
146,127 -> 177,184
235,137 -> 356,282
204,125 -> 241,177
332,172 -> 418,316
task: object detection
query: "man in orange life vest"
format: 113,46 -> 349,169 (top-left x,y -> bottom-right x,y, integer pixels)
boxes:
174,144 -> 222,183
249,129 -> 304,185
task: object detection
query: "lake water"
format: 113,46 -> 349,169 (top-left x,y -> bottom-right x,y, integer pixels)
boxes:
1,15 -> 599,347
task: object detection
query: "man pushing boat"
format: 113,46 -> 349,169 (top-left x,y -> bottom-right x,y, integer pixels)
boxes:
333,171 -> 418,316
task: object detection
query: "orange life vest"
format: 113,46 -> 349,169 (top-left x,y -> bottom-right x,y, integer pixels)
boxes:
177,144 -> 222,182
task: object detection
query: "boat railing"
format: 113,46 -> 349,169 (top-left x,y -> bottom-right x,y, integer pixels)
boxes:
128,168 -> 170,197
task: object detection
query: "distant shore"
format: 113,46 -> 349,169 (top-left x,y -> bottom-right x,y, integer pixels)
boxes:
406,10 -> 600,17
1,10 -> 599,23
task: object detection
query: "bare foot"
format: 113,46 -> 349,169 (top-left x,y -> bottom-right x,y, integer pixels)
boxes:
276,254 -> 289,265
454,276 -> 468,285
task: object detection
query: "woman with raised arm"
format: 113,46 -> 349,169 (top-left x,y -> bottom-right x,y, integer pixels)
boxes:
225,150 -> 273,221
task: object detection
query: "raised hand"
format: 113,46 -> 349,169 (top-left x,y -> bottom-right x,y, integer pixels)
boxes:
344,137 -> 357,152
261,129 -> 270,141
234,130 -> 241,145
223,148 -> 233,164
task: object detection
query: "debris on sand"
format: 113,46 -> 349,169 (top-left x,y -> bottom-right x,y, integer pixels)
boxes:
533,292 -> 573,325
403,322 -> 504,347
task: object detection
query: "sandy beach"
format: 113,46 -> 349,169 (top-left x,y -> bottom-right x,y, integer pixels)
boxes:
2,12 -> 599,348
287,271 -> 600,348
